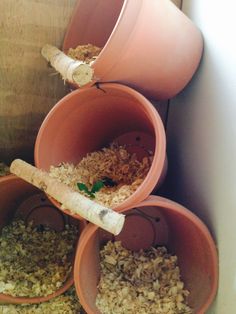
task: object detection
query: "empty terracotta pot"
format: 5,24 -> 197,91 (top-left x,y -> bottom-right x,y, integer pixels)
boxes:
63,0 -> 203,100
0,175 -> 86,304
74,196 -> 218,314
34,83 -> 167,218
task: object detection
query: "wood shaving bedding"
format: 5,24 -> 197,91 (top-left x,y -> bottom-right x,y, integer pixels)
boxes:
0,219 -> 78,298
96,241 -> 192,314
0,287 -> 83,314
49,143 -> 153,208
67,44 -> 102,64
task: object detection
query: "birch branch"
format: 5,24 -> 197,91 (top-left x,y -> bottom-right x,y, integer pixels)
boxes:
10,159 -> 125,236
41,44 -> 94,87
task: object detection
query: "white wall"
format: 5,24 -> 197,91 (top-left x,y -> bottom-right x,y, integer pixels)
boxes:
165,0 -> 236,313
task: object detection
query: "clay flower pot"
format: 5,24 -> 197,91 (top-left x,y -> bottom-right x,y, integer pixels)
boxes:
35,83 -> 167,219
63,0 -> 203,100
0,175 -> 86,304
74,196 -> 218,314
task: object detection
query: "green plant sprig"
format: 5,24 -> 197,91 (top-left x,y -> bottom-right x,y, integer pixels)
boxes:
77,177 -> 117,198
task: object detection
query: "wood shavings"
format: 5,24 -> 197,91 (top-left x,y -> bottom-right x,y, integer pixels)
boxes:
67,44 -> 102,64
0,219 -> 78,297
96,241 -> 192,314
0,286 -> 83,314
49,143 -> 152,208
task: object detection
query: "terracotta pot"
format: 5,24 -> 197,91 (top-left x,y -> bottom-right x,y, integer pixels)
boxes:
34,83 -> 167,219
0,175 -> 86,304
74,196 -> 218,314
63,0 -> 203,100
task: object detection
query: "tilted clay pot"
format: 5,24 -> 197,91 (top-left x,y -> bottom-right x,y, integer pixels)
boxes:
63,0 -> 203,100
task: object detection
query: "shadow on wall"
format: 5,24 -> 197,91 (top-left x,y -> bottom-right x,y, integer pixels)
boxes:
158,44 -> 225,244
158,138 -> 217,243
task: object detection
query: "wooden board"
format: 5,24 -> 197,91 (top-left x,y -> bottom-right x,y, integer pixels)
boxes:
0,0 -> 77,163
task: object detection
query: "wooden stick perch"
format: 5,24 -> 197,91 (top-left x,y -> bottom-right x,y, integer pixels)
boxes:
10,159 -> 125,236
41,44 -> 94,87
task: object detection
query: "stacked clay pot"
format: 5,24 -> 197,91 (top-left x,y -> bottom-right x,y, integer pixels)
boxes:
74,196 -> 218,314
34,83 -> 167,218
0,175 -> 86,304
33,0 -> 217,312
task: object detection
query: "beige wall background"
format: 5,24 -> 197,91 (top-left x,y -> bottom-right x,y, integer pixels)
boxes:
0,0 -> 77,163
166,0 -> 236,312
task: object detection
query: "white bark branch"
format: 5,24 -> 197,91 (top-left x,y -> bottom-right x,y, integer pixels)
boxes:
10,159 -> 125,235
41,44 -> 94,87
